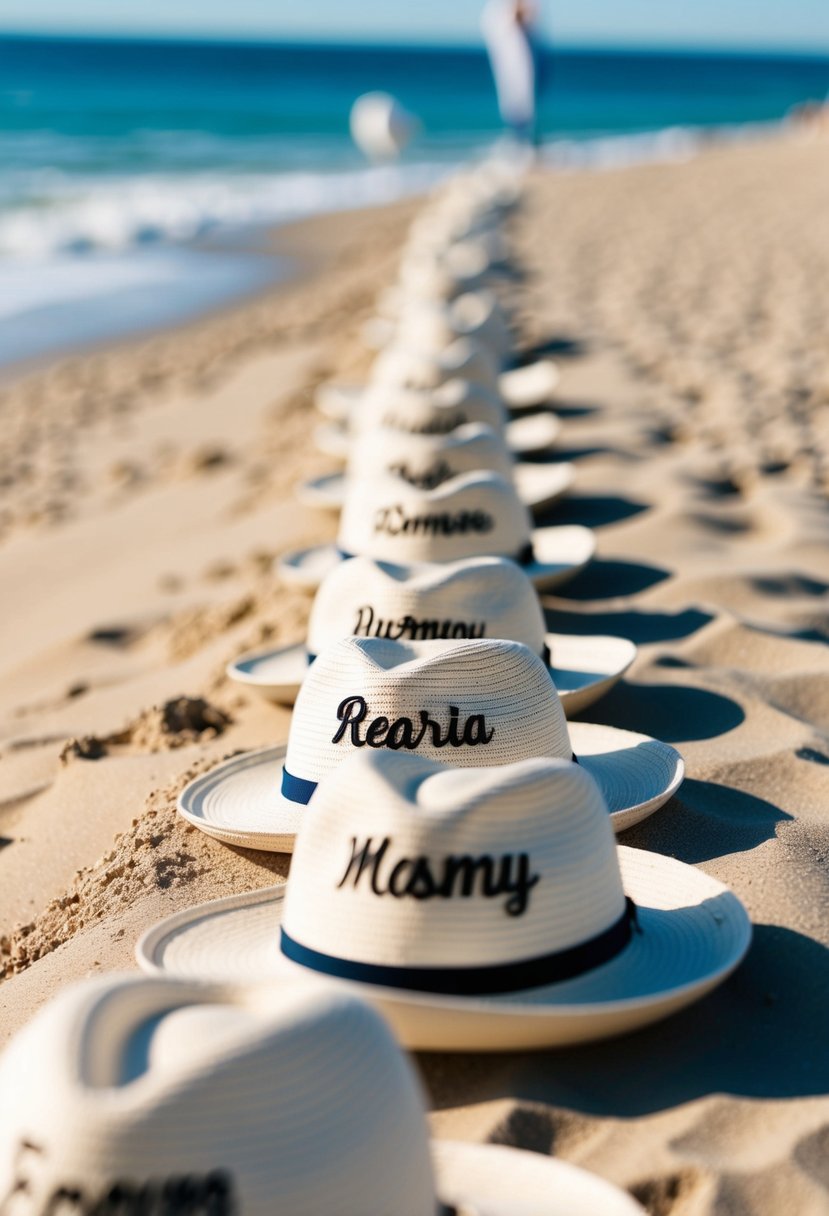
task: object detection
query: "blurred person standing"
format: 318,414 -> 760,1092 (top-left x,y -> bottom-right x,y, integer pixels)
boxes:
482,0 -> 542,146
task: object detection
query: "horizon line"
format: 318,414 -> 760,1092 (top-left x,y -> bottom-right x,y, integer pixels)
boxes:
1,26 -> 829,58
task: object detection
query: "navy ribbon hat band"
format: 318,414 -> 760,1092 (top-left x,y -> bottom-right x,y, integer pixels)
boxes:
337,542 -> 536,567
280,899 -> 638,997
282,759 -> 579,798
281,767 -> 317,805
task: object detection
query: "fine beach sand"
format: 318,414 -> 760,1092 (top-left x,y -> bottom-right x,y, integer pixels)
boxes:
2,133 -> 829,1214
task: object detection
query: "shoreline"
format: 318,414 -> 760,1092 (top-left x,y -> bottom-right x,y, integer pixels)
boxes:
0,112 -> 805,383
0,199 -> 419,387
2,135 -> 829,1214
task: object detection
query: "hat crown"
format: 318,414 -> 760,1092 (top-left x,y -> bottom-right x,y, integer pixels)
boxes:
338,470 -> 532,566
283,752 -> 627,977
284,636 -> 571,794
369,337 -> 499,396
0,979 -> 437,1216
357,374 -> 504,436
307,555 -> 546,659
346,422 -> 515,489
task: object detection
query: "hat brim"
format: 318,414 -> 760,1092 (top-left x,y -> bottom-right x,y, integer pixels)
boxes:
313,414 -> 560,465
314,360 -> 560,423
277,526 -> 594,594
296,462 -> 575,517
177,744 -> 296,853
499,358 -> 560,410
176,720 -> 679,852
227,633 -> 635,716
432,1141 -> 643,1216
135,846 -> 751,1051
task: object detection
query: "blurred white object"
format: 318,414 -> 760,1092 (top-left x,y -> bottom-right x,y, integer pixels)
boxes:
482,0 -> 538,139
350,91 -> 419,160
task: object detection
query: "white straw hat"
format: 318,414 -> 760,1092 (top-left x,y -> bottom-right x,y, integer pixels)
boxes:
184,636 -> 681,851
316,343 -> 559,423
230,555 -> 635,716
298,422 -> 574,515
140,752 -> 750,1051
313,379 -> 559,464
278,470 -> 592,592
374,334 -> 504,395
386,290 -> 513,363
0,973 -> 645,1213
379,238 -> 494,308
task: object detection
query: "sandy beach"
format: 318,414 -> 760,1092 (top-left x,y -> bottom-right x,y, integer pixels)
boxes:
1,133 -> 829,1214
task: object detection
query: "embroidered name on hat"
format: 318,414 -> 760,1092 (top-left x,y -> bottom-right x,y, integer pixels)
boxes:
381,411 -> 466,434
387,458 -> 455,490
1,1140 -> 235,1216
353,605 -> 486,642
332,696 -> 495,749
337,835 -> 540,916
374,505 -> 494,538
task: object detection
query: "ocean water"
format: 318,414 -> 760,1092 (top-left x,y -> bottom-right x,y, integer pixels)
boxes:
1,35 -> 827,365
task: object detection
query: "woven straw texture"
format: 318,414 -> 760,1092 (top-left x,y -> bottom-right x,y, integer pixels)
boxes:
0,976 -> 437,1216
283,753 -> 625,968
306,556 -> 547,657
338,470 -> 533,564
284,637 -> 571,785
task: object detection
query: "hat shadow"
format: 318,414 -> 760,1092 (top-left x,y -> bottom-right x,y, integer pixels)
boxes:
546,558 -> 671,601
418,923 -> 829,1110
619,779 -> 792,863
545,399 -> 600,420
543,605 -> 713,645
520,335 -> 588,360
535,494 -> 650,530
575,681 -> 745,743
524,443 -> 616,464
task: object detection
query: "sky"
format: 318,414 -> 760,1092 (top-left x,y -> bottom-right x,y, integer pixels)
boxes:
0,0 -> 828,53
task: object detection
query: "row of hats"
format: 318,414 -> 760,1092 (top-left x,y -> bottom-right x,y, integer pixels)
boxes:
139,152 -> 750,1046
0,159 -> 751,1216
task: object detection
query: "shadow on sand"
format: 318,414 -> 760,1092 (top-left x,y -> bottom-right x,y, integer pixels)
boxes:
543,605 -> 713,645
550,558 -> 671,601
536,494 -> 650,530
577,681 -> 745,743
419,924 -> 829,1112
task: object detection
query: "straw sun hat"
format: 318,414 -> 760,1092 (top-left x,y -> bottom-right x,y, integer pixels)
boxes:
278,470 -> 593,593
359,291 -> 560,408
298,421 -> 574,516
183,636 -> 682,852
316,338 -> 559,428
231,555 -> 635,717
314,370 -> 561,465
0,974 -> 645,1214
140,753 -> 750,1051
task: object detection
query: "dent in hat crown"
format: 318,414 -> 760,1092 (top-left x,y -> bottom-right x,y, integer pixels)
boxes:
337,470 -> 533,566
306,555 -> 546,659
345,422 -> 515,491
282,751 -> 628,987
0,978 -> 437,1216
282,636 -> 571,804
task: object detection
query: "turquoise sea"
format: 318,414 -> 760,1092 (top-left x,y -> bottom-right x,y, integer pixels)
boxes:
1,35 -> 827,365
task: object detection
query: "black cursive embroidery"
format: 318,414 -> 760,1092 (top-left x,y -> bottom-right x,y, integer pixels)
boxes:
353,604 -> 486,642
0,1140 -> 235,1216
336,836 -> 540,916
387,459 -> 455,490
332,696 -> 494,749
381,412 -> 466,434
374,505 -> 493,538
